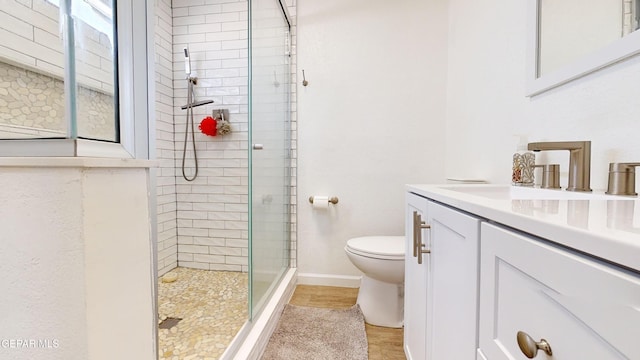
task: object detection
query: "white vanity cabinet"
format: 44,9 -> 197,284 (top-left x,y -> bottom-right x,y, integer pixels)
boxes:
405,192 -> 429,360
477,223 -> 640,360
404,192 -> 481,360
405,184 -> 640,360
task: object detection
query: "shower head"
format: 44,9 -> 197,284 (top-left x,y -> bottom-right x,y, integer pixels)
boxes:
183,47 -> 191,76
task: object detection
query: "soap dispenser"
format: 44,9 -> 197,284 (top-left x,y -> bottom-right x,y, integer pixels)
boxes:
512,136 -> 535,186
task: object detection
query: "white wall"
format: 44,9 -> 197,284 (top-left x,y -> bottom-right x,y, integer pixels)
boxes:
446,0 -> 640,191
445,0 -> 523,183
82,168 -> 155,360
296,0 -> 448,282
0,162 -> 154,360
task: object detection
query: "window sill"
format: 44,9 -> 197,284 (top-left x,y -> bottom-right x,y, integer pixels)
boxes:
0,138 -> 147,159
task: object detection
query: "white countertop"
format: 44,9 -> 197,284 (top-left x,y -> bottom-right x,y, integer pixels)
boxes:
407,184 -> 640,272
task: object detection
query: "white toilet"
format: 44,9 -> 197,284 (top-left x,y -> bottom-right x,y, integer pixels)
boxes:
344,236 -> 405,328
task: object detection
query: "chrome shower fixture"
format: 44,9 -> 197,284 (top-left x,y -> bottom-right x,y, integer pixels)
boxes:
181,99 -> 214,110
180,45 -> 215,182
183,47 -> 191,77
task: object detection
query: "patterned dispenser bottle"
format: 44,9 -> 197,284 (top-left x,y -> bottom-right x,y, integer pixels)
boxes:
512,138 -> 535,186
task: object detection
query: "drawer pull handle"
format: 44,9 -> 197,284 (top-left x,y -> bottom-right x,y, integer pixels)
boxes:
412,211 -> 419,257
416,214 -> 431,265
517,331 -> 553,358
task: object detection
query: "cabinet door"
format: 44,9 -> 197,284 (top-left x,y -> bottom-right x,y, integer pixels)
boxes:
479,223 -> 640,360
427,201 -> 480,360
404,192 -> 429,360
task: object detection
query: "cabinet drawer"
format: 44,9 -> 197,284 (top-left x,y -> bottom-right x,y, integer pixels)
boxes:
478,223 -> 640,360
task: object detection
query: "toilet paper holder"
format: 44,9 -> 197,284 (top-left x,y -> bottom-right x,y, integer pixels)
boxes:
308,196 -> 339,205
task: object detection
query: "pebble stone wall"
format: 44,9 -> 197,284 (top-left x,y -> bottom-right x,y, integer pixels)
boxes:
0,61 -> 115,140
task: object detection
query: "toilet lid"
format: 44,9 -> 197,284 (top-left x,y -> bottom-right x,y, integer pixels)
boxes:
346,236 -> 404,259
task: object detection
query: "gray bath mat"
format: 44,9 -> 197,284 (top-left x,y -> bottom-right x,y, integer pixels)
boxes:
261,304 -> 368,360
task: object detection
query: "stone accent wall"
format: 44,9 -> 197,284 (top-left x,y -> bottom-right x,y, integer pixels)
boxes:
0,62 -> 64,136
77,85 -> 116,140
0,61 -> 115,140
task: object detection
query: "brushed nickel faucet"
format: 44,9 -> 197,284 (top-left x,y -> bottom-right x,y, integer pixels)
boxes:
606,162 -> 640,196
527,141 -> 592,192
532,164 -> 561,189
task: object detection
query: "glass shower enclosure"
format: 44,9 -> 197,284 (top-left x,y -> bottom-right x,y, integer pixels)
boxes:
248,0 -> 292,318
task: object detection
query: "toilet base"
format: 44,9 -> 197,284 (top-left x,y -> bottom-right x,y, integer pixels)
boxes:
356,275 -> 404,328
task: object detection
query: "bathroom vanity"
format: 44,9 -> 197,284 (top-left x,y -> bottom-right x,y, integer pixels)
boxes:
404,184 -> 640,360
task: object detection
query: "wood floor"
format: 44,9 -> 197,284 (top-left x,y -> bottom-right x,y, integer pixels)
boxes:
289,285 -> 406,360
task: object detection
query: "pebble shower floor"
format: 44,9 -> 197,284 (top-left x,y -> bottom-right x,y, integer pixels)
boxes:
158,268 -> 248,359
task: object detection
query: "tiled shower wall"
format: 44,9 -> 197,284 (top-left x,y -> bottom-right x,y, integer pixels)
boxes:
623,0 -> 636,36
156,0 -> 178,276
172,0 -> 251,272
287,0 -> 297,269
0,1 -> 115,92
154,0 -> 297,275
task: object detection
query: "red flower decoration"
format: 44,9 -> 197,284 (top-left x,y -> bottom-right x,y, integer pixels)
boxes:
199,116 -> 217,136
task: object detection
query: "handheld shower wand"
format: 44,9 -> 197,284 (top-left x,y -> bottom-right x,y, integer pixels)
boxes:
180,46 -> 214,181
180,47 -> 213,109
184,47 -> 191,78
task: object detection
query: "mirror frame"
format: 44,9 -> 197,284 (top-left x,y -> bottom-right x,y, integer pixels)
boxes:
526,0 -> 640,96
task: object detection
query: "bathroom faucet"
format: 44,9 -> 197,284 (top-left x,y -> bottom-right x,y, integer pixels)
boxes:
527,141 -> 592,192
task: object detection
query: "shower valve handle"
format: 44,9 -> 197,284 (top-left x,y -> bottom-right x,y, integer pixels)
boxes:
253,144 -> 264,150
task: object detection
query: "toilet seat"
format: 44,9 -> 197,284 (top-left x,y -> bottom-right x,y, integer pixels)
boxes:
345,236 -> 404,260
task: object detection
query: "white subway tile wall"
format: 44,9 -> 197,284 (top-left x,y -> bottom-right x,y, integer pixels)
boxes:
0,1 -> 114,91
173,0 -> 250,272
154,0 -> 296,275
156,0 -> 178,276
623,0 -> 635,36
287,0 -> 297,269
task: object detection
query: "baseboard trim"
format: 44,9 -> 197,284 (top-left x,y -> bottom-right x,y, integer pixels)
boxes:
297,272 -> 361,288
228,267 -> 298,360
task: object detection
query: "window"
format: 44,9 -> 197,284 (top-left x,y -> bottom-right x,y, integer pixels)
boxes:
0,0 -> 150,158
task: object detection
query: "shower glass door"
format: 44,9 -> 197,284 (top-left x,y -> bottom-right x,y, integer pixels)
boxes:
248,0 -> 291,319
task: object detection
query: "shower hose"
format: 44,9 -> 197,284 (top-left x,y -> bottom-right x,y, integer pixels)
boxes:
181,79 -> 198,181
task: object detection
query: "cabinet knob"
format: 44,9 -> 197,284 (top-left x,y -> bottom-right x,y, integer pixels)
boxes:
517,331 -> 552,358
